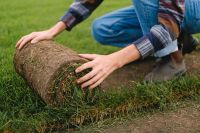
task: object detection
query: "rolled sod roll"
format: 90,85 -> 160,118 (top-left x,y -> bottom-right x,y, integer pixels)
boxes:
14,41 -> 92,106
14,40 -> 200,107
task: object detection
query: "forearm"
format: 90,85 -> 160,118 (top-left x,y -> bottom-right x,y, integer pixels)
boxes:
110,45 -> 141,68
109,24 -> 179,68
48,21 -> 66,38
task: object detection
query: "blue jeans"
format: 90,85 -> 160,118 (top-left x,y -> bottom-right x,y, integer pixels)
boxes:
92,0 -> 200,57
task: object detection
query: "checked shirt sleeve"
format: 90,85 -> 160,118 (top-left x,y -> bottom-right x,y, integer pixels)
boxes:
61,0 -> 103,31
133,0 -> 185,59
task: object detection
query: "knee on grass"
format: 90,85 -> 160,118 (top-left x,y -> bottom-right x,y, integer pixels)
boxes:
92,18 -> 116,45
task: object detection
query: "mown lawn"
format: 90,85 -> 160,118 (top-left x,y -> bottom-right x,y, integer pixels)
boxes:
0,0 -> 200,132
0,0 -> 130,132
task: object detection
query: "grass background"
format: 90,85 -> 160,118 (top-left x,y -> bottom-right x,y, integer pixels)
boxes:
0,0 -> 129,132
0,0 -> 200,132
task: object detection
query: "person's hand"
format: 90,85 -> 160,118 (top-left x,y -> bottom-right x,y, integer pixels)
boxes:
16,21 -> 66,50
76,54 -> 121,90
16,30 -> 54,50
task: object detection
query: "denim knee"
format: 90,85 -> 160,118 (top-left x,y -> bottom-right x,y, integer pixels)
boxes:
92,18 -> 109,45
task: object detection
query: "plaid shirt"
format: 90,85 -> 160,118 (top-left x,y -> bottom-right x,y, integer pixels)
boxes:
61,0 -> 185,58
61,0 -> 103,31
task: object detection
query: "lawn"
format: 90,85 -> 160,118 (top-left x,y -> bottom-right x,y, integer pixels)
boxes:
0,0 -> 200,132
0,0 -> 129,132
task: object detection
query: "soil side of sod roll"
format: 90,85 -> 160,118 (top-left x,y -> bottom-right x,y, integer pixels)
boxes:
14,41 -> 92,106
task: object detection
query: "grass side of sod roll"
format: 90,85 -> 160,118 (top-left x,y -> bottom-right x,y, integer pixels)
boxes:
1,0 -> 200,132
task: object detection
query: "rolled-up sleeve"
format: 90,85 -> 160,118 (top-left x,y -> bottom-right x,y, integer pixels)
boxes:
134,0 -> 185,59
61,0 -> 103,31
133,24 -> 177,59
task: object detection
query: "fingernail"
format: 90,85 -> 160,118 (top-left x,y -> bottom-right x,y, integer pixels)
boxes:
81,85 -> 85,89
75,69 -> 79,73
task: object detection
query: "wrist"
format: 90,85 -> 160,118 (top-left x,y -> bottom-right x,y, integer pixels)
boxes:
48,21 -> 66,38
110,45 -> 141,68
108,53 -> 124,69
47,29 -> 56,38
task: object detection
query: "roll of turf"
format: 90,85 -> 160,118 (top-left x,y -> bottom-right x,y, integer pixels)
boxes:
14,41 -> 95,106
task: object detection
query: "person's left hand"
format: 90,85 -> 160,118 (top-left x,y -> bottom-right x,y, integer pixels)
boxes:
76,54 -> 120,90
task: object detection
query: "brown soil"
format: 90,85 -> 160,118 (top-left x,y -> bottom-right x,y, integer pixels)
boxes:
102,103 -> 200,133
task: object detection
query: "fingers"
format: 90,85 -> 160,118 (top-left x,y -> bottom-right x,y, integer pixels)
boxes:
31,36 -> 42,44
77,68 -> 100,84
16,37 -> 25,48
78,54 -> 98,60
87,67 -> 115,90
76,55 -> 117,90
88,74 -> 106,90
18,36 -> 33,50
75,61 -> 94,73
16,33 -> 37,50
81,72 -> 103,88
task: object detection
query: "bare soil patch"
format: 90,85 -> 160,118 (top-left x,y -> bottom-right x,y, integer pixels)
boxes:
103,103 -> 200,133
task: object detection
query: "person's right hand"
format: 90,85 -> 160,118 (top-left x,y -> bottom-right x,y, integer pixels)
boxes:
16,30 -> 54,50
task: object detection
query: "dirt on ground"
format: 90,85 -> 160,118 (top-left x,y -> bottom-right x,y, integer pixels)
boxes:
102,103 -> 200,133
